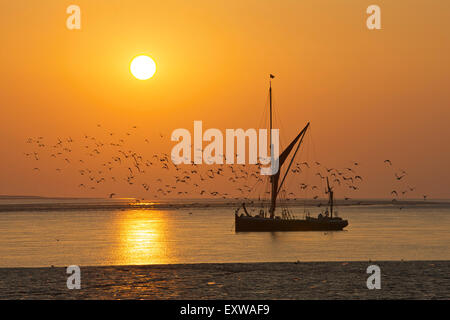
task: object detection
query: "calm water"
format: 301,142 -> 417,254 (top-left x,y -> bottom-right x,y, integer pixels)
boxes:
0,199 -> 449,267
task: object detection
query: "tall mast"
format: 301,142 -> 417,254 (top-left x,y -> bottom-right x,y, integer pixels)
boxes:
269,74 -> 274,218
326,177 -> 333,218
269,75 -> 273,155
266,74 -> 309,219
330,190 -> 334,218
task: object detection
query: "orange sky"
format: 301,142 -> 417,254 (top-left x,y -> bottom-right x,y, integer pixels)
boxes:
0,0 -> 449,199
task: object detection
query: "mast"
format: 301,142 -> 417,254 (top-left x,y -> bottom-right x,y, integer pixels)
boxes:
330,190 -> 334,218
269,74 -> 274,156
269,74 -> 274,218
266,74 -> 309,219
326,177 -> 333,218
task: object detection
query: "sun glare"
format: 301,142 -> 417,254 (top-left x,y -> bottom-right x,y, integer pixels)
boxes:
130,55 -> 156,80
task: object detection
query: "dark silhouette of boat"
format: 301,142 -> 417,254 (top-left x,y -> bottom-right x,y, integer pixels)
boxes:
235,179 -> 348,231
235,75 -> 348,232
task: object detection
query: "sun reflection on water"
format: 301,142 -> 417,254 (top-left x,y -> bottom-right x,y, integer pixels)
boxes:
115,210 -> 175,265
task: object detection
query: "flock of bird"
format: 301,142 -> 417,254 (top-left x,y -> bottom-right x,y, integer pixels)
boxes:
383,159 -> 427,201
23,125 -> 429,202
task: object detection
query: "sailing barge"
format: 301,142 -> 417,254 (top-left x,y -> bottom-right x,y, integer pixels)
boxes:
235,76 -> 348,232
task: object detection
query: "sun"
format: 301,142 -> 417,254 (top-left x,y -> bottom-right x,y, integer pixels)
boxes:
130,55 -> 156,80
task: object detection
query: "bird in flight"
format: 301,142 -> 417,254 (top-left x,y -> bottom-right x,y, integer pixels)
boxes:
395,173 -> 406,180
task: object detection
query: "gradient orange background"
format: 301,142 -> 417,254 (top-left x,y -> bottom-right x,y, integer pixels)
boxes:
0,0 -> 449,199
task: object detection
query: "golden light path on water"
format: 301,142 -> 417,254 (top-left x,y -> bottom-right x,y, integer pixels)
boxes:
114,209 -> 175,265
0,199 -> 450,267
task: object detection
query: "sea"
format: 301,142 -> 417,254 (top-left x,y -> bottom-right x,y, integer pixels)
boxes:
1,197 -> 449,268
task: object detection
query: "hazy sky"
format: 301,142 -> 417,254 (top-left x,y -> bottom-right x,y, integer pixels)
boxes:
0,1 -> 449,199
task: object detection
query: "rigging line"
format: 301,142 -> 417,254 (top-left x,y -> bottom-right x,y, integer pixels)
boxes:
245,175 -> 264,199
305,130 -> 323,196
274,101 -> 306,197
257,92 -> 270,130
277,127 -> 309,195
306,125 -> 324,193
299,142 -> 311,211
257,92 -> 271,191
284,135 -> 307,196
309,124 -> 319,164
271,96 -> 287,149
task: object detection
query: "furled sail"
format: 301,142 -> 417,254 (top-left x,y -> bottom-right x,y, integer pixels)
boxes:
269,122 -> 310,218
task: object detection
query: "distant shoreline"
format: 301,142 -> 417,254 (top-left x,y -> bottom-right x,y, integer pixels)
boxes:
0,194 -> 450,202
0,197 -> 449,212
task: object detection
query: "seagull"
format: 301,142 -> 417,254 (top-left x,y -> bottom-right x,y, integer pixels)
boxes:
395,173 -> 406,180
301,162 -> 310,168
